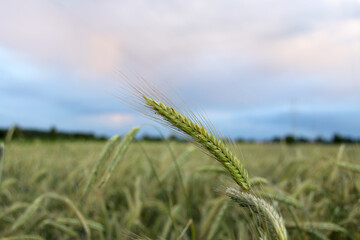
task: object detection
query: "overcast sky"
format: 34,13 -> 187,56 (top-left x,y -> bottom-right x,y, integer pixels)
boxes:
1,0 -> 359,139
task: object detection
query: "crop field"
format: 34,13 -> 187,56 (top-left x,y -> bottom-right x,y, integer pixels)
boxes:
2,0 -> 359,239
0,137 -> 359,240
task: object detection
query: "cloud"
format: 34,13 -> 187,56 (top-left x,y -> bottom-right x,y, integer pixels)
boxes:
85,113 -> 135,127
0,0 -> 358,81
0,0 -> 359,138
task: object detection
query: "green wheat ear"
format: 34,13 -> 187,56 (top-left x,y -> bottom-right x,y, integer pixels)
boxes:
143,96 -> 251,191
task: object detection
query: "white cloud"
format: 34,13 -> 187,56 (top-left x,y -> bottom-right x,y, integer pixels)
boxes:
81,113 -> 135,128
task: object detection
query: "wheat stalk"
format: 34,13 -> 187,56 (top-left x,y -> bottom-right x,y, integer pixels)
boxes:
11,193 -> 91,240
81,135 -> 121,201
143,96 -> 250,190
207,199 -> 229,240
98,127 -> 140,188
41,219 -> 78,238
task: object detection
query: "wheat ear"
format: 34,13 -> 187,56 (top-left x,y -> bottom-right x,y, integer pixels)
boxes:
98,127 -> 140,188
226,187 -> 287,240
55,217 -> 104,232
143,96 -> 250,190
286,221 -> 348,233
0,202 -> 29,221
337,161 -> 360,174
81,135 -> 121,201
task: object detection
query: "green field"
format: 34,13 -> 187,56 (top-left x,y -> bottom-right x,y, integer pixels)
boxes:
0,139 -> 359,239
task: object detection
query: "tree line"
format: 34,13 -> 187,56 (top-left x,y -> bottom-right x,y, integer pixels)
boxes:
0,126 -> 358,144
0,126 -> 106,141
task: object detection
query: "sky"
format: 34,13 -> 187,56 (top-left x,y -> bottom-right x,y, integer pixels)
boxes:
0,0 -> 359,140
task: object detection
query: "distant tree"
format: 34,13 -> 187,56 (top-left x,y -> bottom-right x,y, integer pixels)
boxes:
142,134 -> 162,142
297,137 -> 309,143
49,126 -> 57,139
332,133 -> 355,144
271,137 -> 281,143
235,138 -> 244,143
285,135 -> 295,144
168,135 -> 180,141
98,136 -> 108,141
332,133 -> 343,143
314,136 -> 325,143
0,129 -> 6,139
1,127 -> 103,141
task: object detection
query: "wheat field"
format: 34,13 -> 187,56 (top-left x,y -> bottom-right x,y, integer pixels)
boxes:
0,137 -> 359,239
